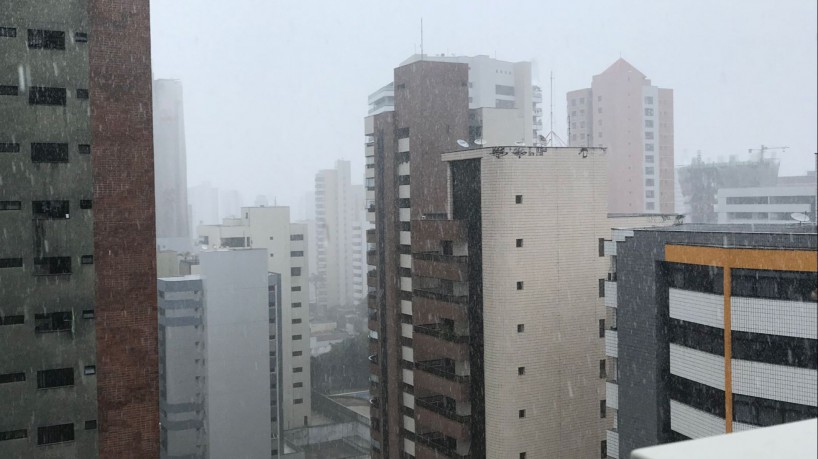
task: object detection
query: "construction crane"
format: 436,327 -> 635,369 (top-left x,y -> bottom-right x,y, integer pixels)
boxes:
748,145 -> 788,160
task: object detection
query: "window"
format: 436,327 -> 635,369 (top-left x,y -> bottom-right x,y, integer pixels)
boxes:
518,367 -> 525,375
84,421 -> 97,430
0,258 -> 23,269
80,199 -> 92,209
495,84 -> 515,96
517,324 -> 524,333
599,279 -> 605,298
293,351 -> 302,356
0,143 -> 20,153
33,257 -> 72,275
82,310 -> 95,319
28,29 -> 66,50
516,281 -> 524,290
645,179 -> 654,186
37,423 -> 74,445
290,251 -> 304,257
0,429 -> 27,442
645,155 -> 654,163
293,382 -> 303,388
601,440 -> 607,458
646,202 -> 655,210
645,131 -> 654,140
291,267 -> 301,276
645,119 -> 654,128
74,32 -> 88,43
290,234 -> 304,241
599,319 -> 605,337
645,96 -> 654,104
35,311 -> 72,332
37,368 -> 74,389
292,302 -> 302,308
644,108 -> 654,116
516,238 -> 523,248
645,167 -> 654,175
0,372 -> 26,384
398,175 -> 410,185
293,367 -> 303,373
496,99 -> 515,109
81,255 -> 93,265
396,127 -> 410,138
0,315 -> 24,325
78,144 -> 91,155
292,335 -> 302,341
76,89 -> 89,99
294,398 -> 303,404
31,143 -> 69,162
292,318 -> 301,324
600,400 -> 607,418
0,201 -> 21,210
83,366 -> 96,375
0,27 -> 17,38
600,360 -> 606,379
291,286 -> 301,292
646,190 -> 655,198
518,409 -> 526,418
515,195 -> 523,204
0,85 -> 18,96
29,87 -> 67,106
33,200 -> 70,219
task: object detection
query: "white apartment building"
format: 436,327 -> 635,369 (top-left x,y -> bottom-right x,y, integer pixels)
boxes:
158,249 -> 272,459
716,185 -> 816,224
197,207 -> 311,430
315,160 -> 368,309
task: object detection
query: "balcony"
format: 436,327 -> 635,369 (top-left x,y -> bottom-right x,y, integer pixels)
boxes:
414,432 -> 471,459
415,396 -> 471,440
605,281 -> 617,308
413,324 -> 470,361
605,329 -> 618,358
414,294 -> 468,323
413,253 -> 468,282
367,249 -> 377,266
411,219 -> 467,246
414,360 -> 470,402
413,287 -> 468,305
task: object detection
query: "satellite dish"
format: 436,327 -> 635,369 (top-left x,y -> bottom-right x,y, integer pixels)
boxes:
456,139 -> 470,148
515,140 -> 525,146
474,138 -> 486,146
791,212 -> 810,223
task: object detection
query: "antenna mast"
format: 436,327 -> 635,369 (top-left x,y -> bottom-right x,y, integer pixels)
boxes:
420,18 -> 423,60
543,70 -> 566,147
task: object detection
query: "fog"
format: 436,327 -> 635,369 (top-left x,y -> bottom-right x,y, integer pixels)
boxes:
150,0 -> 817,216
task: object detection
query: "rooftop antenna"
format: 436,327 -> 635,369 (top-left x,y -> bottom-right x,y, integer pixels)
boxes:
542,70 -> 566,147
420,18 -> 423,60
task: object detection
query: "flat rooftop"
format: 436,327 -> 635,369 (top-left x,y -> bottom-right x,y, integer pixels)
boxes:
642,223 -> 817,235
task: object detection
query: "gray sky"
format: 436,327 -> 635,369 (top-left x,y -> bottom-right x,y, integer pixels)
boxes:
150,0 -> 817,217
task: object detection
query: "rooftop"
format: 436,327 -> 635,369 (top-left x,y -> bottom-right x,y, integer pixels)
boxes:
642,223 -> 817,235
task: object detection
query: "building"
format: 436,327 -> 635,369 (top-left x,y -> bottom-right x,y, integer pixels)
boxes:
0,1 -> 158,457
158,249 -> 273,459
602,223 -> 817,458
315,160 -> 368,310
153,78 -> 191,252
368,54 -> 543,142
197,206 -> 312,430
568,58 -> 675,214
715,184 -> 817,224
189,181 -> 220,235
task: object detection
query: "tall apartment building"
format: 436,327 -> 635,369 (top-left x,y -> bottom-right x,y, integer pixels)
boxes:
601,224 -> 817,458
365,57 -> 621,458
0,2 -> 158,457
315,160 -> 368,309
368,54 -> 543,142
158,249 -> 273,459
197,207 -> 311,430
153,78 -> 191,251
568,59 -> 675,214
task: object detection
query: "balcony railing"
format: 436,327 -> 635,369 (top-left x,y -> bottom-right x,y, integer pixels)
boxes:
413,252 -> 468,263
414,324 -> 469,344
416,395 -> 470,423
414,431 -> 471,459
415,359 -> 469,383
413,288 -> 468,305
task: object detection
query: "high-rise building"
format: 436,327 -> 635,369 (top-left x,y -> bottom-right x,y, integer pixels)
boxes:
315,160 -> 368,309
158,249 -> 273,459
602,223 -> 817,458
197,207 -> 311,430
568,59 -> 675,214
153,79 -> 190,251
0,1 -> 158,457
365,57 -> 624,458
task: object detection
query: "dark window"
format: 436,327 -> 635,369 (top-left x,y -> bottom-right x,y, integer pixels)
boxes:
0,315 -> 25,325
0,201 -> 21,210
0,27 -> 17,38
74,32 -> 88,43
290,234 -> 304,241
292,335 -> 302,340
516,238 -> 523,248
293,367 -> 303,372
37,368 -> 74,389
496,99 -> 515,109
495,84 -> 515,96
291,286 -> 301,292
0,85 -> 18,96
78,144 -> 91,155
0,372 -> 26,384
28,87 -> 67,106
400,222 -> 411,231
291,267 -> 301,276
517,324 -> 524,333
33,200 -> 70,219
293,382 -> 303,388
83,366 -> 96,375
516,281 -> 524,290
599,279 -> 605,297
0,258 -> 23,268
396,127 -> 410,139
292,302 -> 302,308
220,237 -> 246,248
518,367 -> 525,375
31,143 -> 69,162
76,89 -> 89,99
600,360 -> 606,379
601,440 -> 607,458
292,351 -> 302,357
37,423 -> 74,445
600,400 -> 607,418
292,318 -> 301,324
398,175 -> 410,185
0,143 -> 20,153
84,421 -> 96,430
520,454 -> 526,459
0,429 -> 27,442
33,257 -> 72,275
518,409 -> 525,418
80,199 -> 92,209
81,310 -> 94,319
34,311 -> 72,332
515,195 -> 523,204
290,251 -> 304,257
294,398 -> 303,404
28,29 -> 66,50
398,198 -> 411,208
645,178 -> 654,186
599,319 -> 605,338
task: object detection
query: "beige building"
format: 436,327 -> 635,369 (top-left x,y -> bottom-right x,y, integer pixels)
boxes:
197,207 -> 311,432
568,59 -> 675,214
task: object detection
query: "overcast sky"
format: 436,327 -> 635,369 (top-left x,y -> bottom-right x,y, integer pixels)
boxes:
150,0 -> 817,218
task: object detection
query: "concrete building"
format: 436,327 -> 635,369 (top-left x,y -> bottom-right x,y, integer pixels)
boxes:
715,182 -> 817,225
364,55 -> 629,458
197,207 -> 311,430
568,58 -> 675,214
315,160 -> 368,310
153,78 -> 191,252
189,181 -> 220,235
158,249 -> 273,459
0,2 -> 158,457
602,224 -> 817,458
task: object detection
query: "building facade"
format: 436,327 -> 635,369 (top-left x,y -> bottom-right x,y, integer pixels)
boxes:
197,207 -> 312,430
0,1 -> 158,457
568,58 -> 675,214
715,184 -> 817,224
602,224 -> 817,458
